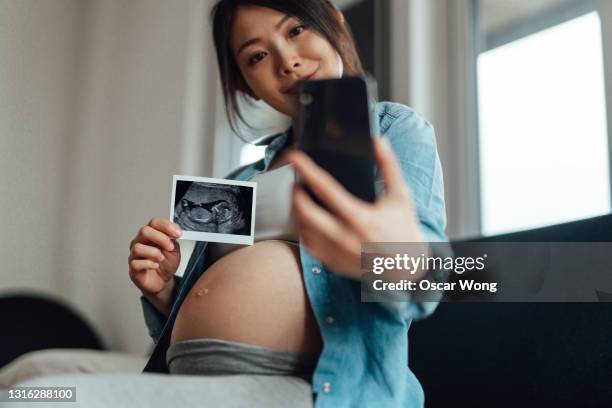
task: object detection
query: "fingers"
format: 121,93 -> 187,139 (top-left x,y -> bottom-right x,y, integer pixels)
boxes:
128,218 -> 181,296
128,258 -> 171,284
128,241 -> 171,281
295,197 -> 362,279
129,258 -> 160,272
130,243 -> 164,264
148,218 -> 182,241
293,184 -> 363,249
372,137 -> 411,199
131,219 -> 180,252
129,267 -> 168,294
287,150 -> 367,226
293,184 -> 343,238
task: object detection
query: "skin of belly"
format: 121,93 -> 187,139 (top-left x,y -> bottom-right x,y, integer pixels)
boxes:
170,240 -> 323,355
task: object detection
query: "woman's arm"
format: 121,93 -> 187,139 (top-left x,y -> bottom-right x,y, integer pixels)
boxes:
288,105 -> 449,321
140,275 -> 182,343
142,277 -> 178,318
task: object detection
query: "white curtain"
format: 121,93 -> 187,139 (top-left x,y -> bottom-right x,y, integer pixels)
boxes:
390,0 -> 483,239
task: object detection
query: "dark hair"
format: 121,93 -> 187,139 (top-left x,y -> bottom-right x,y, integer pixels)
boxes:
210,0 -> 364,137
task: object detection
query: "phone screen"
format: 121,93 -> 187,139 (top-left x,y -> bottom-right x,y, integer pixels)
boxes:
295,76 -> 378,209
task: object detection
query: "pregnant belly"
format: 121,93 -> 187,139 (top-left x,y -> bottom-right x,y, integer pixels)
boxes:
170,240 -> 323,355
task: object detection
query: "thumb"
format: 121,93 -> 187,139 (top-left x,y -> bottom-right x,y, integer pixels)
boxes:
373,137 -> 410,199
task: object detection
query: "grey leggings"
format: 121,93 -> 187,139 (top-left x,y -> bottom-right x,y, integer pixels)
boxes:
13,340 -> 317,408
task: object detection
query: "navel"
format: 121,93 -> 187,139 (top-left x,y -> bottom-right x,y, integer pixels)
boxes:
195,288 -> 209,297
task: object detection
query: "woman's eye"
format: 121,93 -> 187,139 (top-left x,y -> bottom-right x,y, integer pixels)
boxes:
289,25 -> 305,37
249,52 -> 266,66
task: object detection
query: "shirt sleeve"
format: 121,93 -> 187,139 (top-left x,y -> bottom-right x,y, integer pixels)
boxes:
375,105 -> 451,321
139,274 -> 183,343
366,242 -> 454,321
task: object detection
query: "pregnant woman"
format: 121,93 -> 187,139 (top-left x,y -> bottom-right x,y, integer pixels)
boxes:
129,0 -> 448,406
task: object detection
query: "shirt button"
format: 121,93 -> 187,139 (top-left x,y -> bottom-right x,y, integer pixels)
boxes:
323,382 -> 332,393
311,266 -> 321,274
325,316 -> 335,324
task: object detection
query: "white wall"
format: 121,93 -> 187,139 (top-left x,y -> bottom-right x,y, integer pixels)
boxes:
1,0 -> 220,354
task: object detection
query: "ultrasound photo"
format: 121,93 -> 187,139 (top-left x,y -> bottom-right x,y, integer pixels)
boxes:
170,175 -> 256,244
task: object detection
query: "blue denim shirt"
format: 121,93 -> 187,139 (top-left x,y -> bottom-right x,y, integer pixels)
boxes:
141,101 -> 448,407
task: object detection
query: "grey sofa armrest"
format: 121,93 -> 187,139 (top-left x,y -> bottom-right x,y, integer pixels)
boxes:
0,349 -> 148,387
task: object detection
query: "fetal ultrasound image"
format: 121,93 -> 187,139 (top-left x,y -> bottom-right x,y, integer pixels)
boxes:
173,181 -> 252,235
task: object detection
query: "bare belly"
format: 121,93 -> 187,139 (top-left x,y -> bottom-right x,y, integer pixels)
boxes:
170,240 -> 323,355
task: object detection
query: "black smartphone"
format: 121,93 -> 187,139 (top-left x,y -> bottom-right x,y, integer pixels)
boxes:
295,76 -> 378,210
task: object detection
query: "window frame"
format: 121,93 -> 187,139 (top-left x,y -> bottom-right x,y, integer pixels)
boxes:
471,0 -> 612,235
482,0 -> 597,51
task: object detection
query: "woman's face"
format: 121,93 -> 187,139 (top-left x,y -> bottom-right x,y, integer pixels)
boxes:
230,5 -> 344,118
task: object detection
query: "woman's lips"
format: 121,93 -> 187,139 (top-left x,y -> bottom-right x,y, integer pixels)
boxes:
304,70 -> 317,81
286,70 -> 318,94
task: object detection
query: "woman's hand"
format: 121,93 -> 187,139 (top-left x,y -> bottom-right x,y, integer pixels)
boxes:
128,218 -> 182,298
287,137 -> 424,280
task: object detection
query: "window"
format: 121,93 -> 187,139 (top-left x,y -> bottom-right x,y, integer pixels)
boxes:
476,1 -> 610,235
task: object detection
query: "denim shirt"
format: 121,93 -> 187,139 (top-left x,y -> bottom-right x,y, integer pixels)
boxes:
140,101 -> 448,407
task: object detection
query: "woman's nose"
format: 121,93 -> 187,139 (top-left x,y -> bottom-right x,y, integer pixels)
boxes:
280,55 -> 301,76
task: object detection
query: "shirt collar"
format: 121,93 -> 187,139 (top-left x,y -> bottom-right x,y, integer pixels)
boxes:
256,127 -> 293,170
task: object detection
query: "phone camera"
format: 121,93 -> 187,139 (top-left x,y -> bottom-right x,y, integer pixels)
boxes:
299,92 -> 313,106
